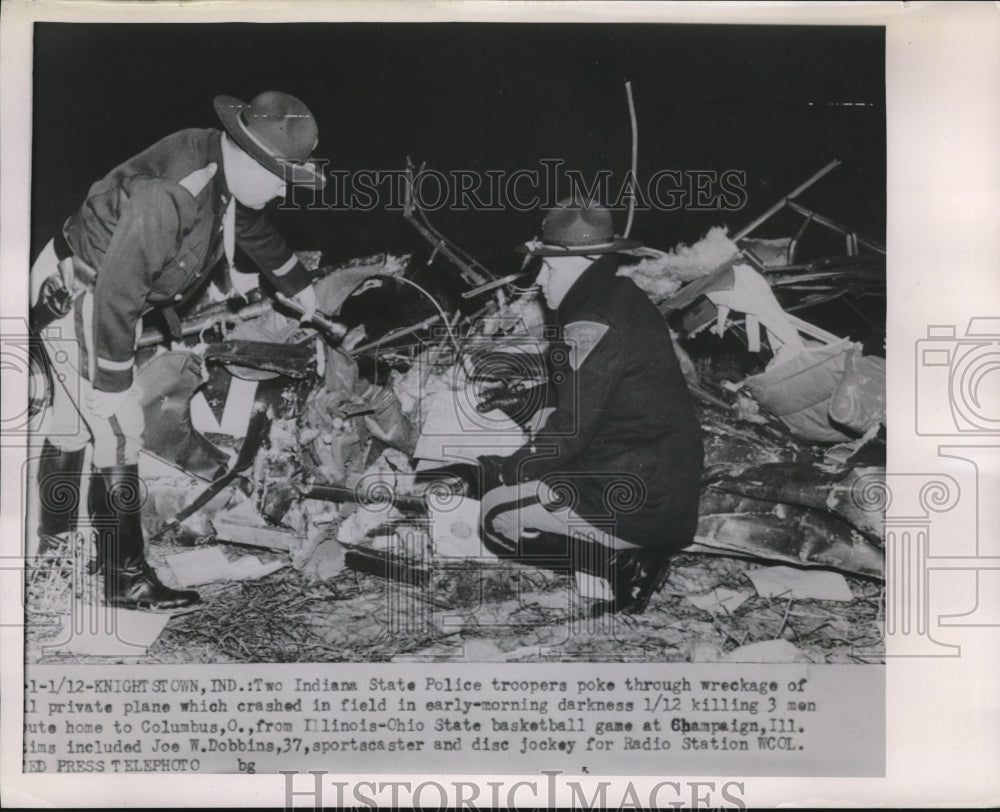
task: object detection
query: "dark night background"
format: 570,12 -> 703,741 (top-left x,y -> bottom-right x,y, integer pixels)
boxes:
31,22 -> 885,282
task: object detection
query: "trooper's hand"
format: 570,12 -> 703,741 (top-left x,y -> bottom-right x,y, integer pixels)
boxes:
477,454 -> 505,493
85,386 -> 132,419
475,383 -> 534,414
412,463 -> 479,499
476,383 -> 546,429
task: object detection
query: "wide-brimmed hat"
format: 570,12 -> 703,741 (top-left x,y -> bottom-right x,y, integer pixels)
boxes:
515,195 -> 642,256
214,91 -> 326,189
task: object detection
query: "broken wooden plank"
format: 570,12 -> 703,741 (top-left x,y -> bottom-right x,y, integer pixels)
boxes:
213,518 -> 301,552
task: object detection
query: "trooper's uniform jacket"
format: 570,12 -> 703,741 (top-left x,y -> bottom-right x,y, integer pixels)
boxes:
56,128 -> 313,392
500,254 -> 704,549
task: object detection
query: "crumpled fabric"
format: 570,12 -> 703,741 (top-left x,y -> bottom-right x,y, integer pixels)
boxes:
360,382 -> 416,454
303,347 -> 415,484
706,263 -> 804,361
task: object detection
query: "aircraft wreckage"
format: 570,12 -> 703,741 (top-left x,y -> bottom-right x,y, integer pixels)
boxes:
69,161 -> 887,613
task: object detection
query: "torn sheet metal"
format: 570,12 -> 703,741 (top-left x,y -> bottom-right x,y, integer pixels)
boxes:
689,506 -> 883,580
703,462 -> 885,542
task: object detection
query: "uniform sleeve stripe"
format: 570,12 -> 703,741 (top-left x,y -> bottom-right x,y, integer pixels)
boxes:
272,255 -> 298,277
97,356 -> 134,371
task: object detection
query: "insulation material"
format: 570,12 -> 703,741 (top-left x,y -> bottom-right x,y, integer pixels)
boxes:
618,226 -> 740,303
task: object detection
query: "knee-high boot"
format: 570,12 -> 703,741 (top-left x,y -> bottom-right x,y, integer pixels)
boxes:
89,464 -> 200,611
573,538 -> 673,618
36,441 -> 86,553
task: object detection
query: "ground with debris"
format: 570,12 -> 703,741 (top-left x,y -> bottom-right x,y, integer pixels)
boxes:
26,535 -> 883,665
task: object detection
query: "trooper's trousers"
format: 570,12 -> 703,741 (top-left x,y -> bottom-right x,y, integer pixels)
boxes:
480,480 -> 640,554
30,240 -> 144,469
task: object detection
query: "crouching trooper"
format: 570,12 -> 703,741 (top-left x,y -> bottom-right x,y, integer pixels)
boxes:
476,196 -> 704,616
29,91 -> 328,611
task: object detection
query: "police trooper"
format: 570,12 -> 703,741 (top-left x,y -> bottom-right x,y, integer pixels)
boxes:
30,91 -> 327,611
477,196 -> 704,616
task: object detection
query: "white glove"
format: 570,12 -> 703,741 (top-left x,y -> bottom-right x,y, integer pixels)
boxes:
85,387 -> 132,420
57,257 -> 80,295
341,324 -> 368,352
291,285 -> 318,324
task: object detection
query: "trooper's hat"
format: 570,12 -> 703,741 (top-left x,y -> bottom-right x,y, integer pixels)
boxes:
214,91 -> 326,189
515,195 -> 641,256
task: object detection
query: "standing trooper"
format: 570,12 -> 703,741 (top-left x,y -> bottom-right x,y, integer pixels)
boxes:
477,196 -> 704,616
30,91 -> 327,611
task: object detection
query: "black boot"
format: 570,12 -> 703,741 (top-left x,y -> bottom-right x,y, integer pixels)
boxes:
36,441 -> 86,554
510,530 -> 575,570
89,464 -> 200,611
576,541 -> 673,618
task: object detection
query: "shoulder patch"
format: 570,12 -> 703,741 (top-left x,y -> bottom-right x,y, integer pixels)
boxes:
564,320 -> 610,370
178,162 -> 218,198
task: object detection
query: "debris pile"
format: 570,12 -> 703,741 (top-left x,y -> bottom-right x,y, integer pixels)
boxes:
26,162 -> 888,663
